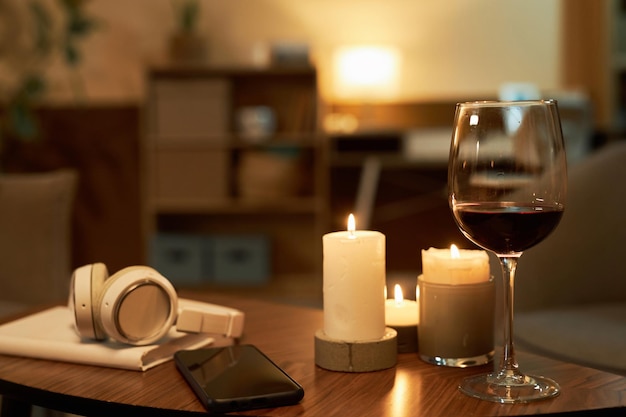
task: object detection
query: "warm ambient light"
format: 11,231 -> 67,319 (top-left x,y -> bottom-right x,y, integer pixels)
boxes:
332,45 -> 401,102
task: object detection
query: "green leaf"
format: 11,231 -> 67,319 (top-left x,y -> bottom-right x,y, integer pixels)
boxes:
64,43 -> 80,66
8,105 -> 38,141
20,76 -> 46,100
30,1 -> 53,55
67,15 -> 98,37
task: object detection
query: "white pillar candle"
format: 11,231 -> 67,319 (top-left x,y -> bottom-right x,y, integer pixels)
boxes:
421,245 -> 490,284
322,214 -> 386,341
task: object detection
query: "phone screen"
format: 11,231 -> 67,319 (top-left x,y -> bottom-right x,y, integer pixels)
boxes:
175,345 -> 304,413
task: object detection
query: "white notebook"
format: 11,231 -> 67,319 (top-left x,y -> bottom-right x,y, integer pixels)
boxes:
0,303 -> 214,371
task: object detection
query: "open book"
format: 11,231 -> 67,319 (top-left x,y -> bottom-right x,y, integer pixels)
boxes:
0,300 -> 214,371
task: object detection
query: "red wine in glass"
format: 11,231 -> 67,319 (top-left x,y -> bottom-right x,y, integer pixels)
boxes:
453,202 -> 564,254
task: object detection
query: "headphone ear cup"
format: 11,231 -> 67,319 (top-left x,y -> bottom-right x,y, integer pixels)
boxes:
94,265 -> 145,314
69,263 -> 109,341
97,266 -> 178,345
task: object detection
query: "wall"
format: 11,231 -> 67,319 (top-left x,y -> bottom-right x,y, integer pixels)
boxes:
29,0 -> 562,104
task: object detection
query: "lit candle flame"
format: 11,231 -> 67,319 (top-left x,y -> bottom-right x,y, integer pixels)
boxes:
347,213 -> 356,238
394,284 -> 404,306
450,244 -> 460,259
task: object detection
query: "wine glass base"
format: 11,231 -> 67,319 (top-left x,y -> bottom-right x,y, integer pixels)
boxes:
459,372 -> 560,403
420,351 -> 494,368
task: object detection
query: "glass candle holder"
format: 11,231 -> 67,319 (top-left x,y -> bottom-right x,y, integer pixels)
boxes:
417,275 -> 495,367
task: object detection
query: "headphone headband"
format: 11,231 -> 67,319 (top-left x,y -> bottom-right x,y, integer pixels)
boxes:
176,298 -> 244,338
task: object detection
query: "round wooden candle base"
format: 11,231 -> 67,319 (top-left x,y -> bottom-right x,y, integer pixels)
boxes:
314,327 -> 398,372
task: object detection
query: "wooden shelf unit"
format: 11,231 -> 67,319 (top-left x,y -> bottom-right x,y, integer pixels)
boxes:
143,66 -> 328,286
562,0 -> 626,135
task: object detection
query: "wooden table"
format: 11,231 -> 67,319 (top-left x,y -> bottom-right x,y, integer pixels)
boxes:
0,292 -> 624,417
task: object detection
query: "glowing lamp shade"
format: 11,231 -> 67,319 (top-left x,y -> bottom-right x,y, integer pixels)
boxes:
332,45 -> 401,102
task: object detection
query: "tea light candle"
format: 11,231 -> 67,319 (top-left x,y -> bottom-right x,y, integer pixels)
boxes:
322,214 -> 386,341
385,284 -> 419,327
385,284 -> 419,353
421,245 -> 490,284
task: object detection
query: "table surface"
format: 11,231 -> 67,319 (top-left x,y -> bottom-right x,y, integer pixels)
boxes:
0,291 -> 624,417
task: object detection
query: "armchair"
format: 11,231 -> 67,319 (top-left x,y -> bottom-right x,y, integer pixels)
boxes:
511,141 -> 626,374
0,170 -> 78,318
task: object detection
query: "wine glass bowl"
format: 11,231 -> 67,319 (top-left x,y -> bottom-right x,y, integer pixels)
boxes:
452,202 -> 564,255
448,100 -> 567,403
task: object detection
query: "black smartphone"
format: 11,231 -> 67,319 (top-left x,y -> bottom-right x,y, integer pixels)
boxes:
174,345 -> 304,413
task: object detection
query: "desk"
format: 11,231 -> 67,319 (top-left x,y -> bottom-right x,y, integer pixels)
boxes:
0,292 -> 624,417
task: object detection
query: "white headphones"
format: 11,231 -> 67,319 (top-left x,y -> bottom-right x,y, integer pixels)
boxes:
68,263 -> 245,346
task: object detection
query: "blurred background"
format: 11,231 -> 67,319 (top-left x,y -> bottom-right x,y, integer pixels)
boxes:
0,0 -> 621,305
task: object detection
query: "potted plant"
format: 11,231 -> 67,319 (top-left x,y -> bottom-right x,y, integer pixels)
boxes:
169,0 -> 206,64
0,0 -> 98,169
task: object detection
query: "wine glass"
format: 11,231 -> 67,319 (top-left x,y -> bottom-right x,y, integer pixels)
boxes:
448,100 -> 567,403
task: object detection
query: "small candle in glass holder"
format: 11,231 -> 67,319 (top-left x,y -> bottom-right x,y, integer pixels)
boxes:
418,245 -> 494,367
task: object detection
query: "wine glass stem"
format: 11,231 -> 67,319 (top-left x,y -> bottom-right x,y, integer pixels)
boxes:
498,255 -> 522,379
